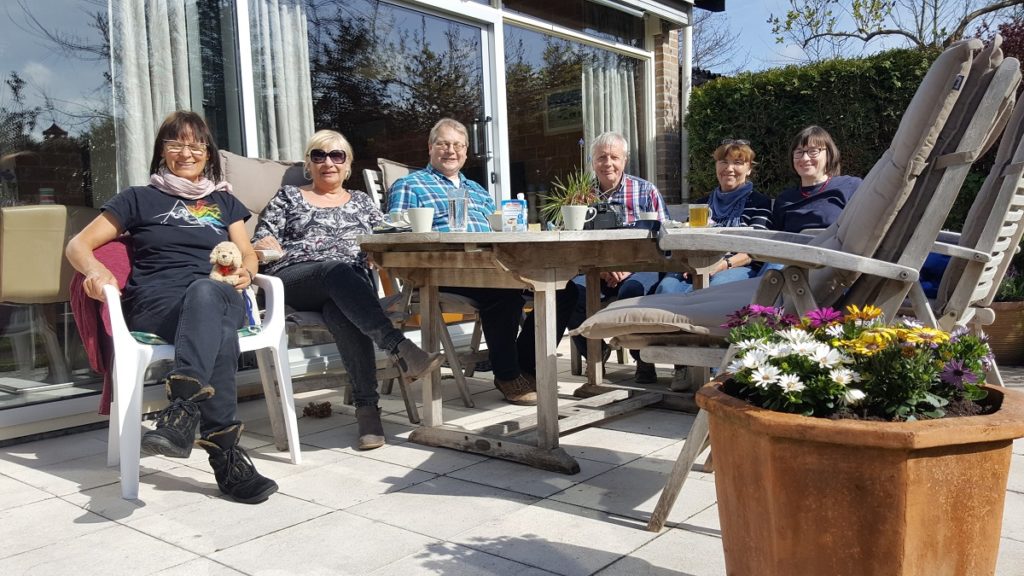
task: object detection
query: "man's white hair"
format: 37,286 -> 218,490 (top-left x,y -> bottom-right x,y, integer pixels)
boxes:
590,131 -> 629,159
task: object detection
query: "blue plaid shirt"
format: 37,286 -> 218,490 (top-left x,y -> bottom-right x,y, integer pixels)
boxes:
387,165 -> 495,232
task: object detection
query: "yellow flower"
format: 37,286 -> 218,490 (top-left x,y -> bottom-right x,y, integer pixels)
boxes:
844,304 -> 883,322
901,327 -> 950,346
843,328 -> 894,356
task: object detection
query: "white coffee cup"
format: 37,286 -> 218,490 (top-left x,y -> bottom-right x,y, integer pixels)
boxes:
638,211 -> 659,221
487,211 -> 503,231
407,207 -> 434,232
561,205 -> 597,231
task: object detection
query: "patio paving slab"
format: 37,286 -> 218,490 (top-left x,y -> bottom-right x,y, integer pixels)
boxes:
0,359 -> 1019,575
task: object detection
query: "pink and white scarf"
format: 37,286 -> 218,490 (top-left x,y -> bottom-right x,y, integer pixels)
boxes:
150,168 -> 232,200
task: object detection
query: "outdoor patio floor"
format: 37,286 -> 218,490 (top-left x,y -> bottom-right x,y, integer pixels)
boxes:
2,341 -> 1023,575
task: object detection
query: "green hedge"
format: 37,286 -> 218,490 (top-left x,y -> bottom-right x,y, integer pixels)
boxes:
686,47 -> 946,207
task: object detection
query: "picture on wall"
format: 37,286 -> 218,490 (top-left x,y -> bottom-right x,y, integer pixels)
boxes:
543,88 -> 583,135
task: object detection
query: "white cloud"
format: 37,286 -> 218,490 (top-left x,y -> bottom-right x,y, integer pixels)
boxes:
21,61 -> 53,87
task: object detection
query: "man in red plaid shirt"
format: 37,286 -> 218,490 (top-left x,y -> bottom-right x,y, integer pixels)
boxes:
568,131 -> 669,385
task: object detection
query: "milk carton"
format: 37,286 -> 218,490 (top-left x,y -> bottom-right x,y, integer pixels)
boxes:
500,193 -> 528,232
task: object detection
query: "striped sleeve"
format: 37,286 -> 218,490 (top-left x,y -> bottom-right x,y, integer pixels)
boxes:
740,191 -> 773,230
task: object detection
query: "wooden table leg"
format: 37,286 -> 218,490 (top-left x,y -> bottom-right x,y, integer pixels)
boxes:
418,284 -> 443,427
575,270 -> 612,397
533,274 -> 559,450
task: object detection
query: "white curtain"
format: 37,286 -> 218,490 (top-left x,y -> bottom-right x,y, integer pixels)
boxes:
583,62 -> 640,175
250,0 -> 314,161
110,0 -> 194,190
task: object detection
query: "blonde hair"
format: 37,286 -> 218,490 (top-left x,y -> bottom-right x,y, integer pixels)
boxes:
428,118 -> 469,146
303,129 -> 355,181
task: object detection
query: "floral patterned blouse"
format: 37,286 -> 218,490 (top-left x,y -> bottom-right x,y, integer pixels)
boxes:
252,184 -> 384,274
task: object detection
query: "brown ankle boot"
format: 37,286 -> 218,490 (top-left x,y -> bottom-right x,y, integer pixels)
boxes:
355,405 -> 385,450
391,340 -> 443,383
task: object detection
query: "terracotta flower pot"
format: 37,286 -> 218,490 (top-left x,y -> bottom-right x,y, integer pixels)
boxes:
697,381 -> 1024,576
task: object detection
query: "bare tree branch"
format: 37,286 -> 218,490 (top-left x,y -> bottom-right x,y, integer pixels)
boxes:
803,27 -> 930,49
949,0 -> 1024,44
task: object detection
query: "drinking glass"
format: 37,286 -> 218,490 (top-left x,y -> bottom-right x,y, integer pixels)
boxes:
689,204 -> 710,228
447,188 -> 469,232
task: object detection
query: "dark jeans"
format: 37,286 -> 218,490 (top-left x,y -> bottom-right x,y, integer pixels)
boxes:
443,280 -> 578,380
128,278 -> 245,436
567,272 -> 662,361
275,261 -> 406,408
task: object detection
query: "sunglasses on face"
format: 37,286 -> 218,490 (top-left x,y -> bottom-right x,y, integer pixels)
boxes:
309,149 -> 347,164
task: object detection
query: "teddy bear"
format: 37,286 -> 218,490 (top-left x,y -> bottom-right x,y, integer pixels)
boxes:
209,241 -> 244,287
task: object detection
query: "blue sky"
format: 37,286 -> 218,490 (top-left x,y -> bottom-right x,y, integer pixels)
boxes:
718,1 -> 899,72
722,1 -> 804,71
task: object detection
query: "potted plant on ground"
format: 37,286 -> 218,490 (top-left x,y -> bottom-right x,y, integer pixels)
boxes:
987,249 -> 1024,365
700,304 -> 1024,576
539,138 -> 597,226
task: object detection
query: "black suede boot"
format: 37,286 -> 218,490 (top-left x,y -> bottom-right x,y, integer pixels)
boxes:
141,374 -> 214,458
355,405 -> 385,450
196,424 -> 278,504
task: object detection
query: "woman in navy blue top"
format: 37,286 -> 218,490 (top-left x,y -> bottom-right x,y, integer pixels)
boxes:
772,125 -> 862,233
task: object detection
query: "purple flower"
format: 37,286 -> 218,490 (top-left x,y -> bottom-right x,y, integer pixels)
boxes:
805,308 -> 843,328
948,326 -> 969,342
940,359 -> 977,390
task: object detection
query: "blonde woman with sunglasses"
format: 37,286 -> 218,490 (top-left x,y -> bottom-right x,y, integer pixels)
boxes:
252,129 -> 442,450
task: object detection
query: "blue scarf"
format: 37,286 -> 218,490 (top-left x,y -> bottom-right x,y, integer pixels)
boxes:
710,181 -> 753,227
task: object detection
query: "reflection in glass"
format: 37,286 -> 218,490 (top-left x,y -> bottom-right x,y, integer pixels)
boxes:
248,0 -> 314,160
502,0 -> 645,47
110,0 -> 243,189
304,0 -> 486,191
504,24 -> 645,218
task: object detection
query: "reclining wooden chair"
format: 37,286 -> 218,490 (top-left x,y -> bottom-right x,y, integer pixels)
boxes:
573,37 -> 1020,530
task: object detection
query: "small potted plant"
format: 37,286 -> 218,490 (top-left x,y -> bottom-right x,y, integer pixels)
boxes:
539,138 -> 597,226
699,304 -> 1024,576
987,250 -> 1024,365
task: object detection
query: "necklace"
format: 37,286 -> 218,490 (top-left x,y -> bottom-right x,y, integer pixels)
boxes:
801,176 -> 831,199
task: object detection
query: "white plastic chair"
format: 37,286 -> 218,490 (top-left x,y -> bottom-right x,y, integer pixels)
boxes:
103,273 -> 301,500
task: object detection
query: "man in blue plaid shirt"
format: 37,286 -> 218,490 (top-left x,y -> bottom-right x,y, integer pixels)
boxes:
388,118 -> 577,405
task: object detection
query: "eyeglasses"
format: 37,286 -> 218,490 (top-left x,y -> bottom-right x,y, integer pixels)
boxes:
720,138 -> 750,146
432,140 -> 467,152
793,147 -> 826,159
164,140 -> 208,155
309,149 -> 348,164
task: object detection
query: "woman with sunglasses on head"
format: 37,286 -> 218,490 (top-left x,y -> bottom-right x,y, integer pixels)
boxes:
66,110 -> 278,504
656,139 -> 773,294
772,125 -> 863,233
252,129 -> 441,451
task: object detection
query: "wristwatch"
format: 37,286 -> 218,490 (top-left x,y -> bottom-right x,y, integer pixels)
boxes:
725,257 -> 734,269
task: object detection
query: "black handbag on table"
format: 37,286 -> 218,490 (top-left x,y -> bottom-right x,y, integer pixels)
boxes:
583,202 -> 626,230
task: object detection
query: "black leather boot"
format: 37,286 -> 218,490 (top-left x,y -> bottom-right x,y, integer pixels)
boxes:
141,374 -> 214,458
196,424 -> 278,504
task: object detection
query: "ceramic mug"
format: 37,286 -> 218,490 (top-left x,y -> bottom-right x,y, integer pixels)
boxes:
487,211 -> 503,231
561,205 -> 597,231
388,209 -> 409,225
407,207 -> 434,232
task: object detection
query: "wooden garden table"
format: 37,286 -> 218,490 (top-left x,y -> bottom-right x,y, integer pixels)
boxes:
359,229 -> 722,473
